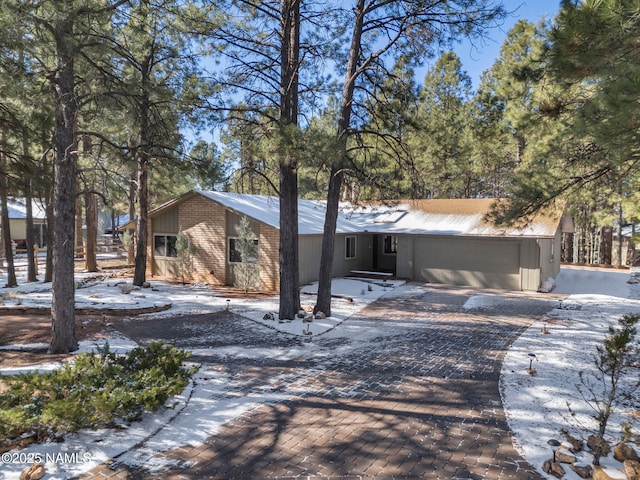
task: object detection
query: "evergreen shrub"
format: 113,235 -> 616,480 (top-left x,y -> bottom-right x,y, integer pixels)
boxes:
0,342 -> 196,443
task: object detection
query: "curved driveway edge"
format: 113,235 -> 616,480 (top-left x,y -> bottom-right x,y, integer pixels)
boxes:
80,284 -> 554,479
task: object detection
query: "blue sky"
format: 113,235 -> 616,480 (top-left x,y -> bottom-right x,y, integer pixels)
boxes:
190,1 -> 563,145
454,0 -> 561,88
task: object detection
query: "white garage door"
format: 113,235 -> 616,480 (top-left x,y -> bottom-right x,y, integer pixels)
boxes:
413,237 -> 521,290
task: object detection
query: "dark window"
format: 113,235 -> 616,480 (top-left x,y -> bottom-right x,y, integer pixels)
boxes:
154,234 -> 178,257
345,236 -> 356,259
383,235 -> 398,255
229,238 -> 259,264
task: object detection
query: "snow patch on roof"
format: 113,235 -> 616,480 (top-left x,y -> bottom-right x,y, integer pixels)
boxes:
194,191 -> 559,237
6,198 -> 46,220
197,191 -> 361,235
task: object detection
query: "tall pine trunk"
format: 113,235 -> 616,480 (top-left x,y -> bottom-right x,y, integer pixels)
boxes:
315,165 -> 344,316
128,171 -> 136,265
84,192 -> 98,272
49,23 -> 79,354
25,191 -> 38,282
0,195 -> 16,288
133,153 -> 149,286
75,196 -> 84,259
600,226 -> 613,266
315,0 -> 364,316
44,192 -> 54,283
133,57 -> 151,287
615,202 -> 623,267
23,133 -> 38,282
0,130 -> 17,288
278,0 -> 301,320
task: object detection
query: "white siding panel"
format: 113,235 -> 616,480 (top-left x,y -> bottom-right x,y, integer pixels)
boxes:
299,235 -> 323,285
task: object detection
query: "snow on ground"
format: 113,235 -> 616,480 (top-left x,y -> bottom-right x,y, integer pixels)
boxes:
553,264 -> 640,299
463,264 -> 640,480
1,260 -> 639,479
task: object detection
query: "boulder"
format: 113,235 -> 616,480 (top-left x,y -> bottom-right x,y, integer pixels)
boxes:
20,463 -> 45,480
624,459 -> 640,480
315,311 -> 326,319
592,465 -> 628,480
542,459 -> 566,479
561,431 -> 584,453
570,462 -> 592,479
556,448 -> 577,464
614,443 -> 640,463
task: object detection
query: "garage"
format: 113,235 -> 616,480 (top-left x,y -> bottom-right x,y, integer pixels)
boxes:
412,236 -> 523,290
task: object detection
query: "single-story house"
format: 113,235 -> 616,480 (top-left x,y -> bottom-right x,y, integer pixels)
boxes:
131,190 -> 569,292
3,198 -> 48,249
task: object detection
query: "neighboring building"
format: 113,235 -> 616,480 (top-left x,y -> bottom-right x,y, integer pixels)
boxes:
4,198 -> 48,249
129,190 -> 568,292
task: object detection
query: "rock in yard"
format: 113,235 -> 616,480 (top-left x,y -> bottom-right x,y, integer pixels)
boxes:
624,459 -> 640,480
315,311 -> 326,319
592,465 -> 628,480
556,448 -> 576,464
20,463 -> 45,480
561,431 -> 584,453
542,459 -> 565,479
570,463 -> 592,479
614,442 -> 640,462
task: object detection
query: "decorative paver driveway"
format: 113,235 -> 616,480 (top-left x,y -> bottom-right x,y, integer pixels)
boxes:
81,284 -> 553,479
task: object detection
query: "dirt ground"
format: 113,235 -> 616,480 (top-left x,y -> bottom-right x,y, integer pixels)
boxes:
0,313 -> 116,368
0,282 -> 274,369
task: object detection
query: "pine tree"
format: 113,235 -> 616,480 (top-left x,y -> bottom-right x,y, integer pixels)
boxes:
208,0 -> 338,319
471,20 -> 547,199
356,56 -> 420,199
315,0 -> 505,316
413,51 -> 474,198
2,0 -> 130,354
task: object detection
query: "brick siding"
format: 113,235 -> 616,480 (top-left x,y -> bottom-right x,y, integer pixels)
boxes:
176,195 -> 227,285
259,224 -> 280,292
146,193 -> 281,291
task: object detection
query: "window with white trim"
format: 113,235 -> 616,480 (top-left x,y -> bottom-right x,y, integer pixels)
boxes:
383,235 -> 398,255
345,236 -> 356,259
154,234 -> 178,258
